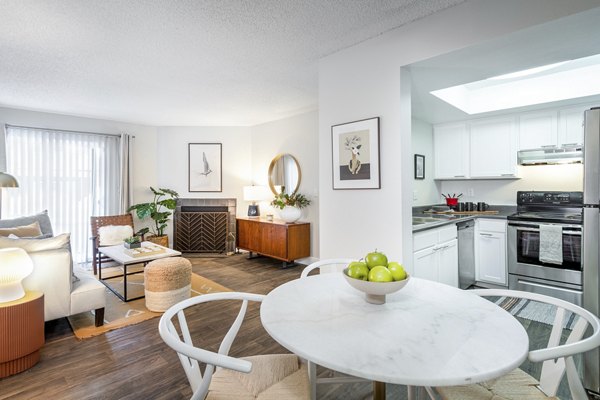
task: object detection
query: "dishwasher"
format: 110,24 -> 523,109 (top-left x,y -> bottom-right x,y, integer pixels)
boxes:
457,220 -> 476,289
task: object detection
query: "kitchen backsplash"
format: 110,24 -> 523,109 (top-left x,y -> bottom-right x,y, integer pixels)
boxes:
439,163 -> 583,205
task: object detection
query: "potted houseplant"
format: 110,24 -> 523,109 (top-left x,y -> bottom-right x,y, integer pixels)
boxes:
271,192 -> 311,223
128,187 -> 179,247
123,235 -> 141,249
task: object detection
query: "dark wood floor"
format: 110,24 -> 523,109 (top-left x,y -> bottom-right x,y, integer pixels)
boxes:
0,255 -> 303,400
0,255 -> 574,400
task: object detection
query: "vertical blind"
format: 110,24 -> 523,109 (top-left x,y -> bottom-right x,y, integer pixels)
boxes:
4,125 -> 121,263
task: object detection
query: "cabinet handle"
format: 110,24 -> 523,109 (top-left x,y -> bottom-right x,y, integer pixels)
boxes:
541,145 -> 558,148
561,142 -> 581,147
479,233 -> 493,237
454,175 -> 465,178
501,174 -> 513,176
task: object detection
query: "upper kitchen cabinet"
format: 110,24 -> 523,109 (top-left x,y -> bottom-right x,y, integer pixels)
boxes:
433,123 -> 469,179
470,117 -> 518,178
558,105 -> 586,146
518,110 -> 558,150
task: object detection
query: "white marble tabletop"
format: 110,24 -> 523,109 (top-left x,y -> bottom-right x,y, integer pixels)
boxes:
99,241 -> 181,265
260,273 -> 529,387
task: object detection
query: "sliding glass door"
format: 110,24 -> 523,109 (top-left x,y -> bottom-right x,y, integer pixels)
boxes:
4,125 -> 121,264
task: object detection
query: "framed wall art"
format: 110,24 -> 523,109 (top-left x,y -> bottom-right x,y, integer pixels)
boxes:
331,117 -> 380,190
188,143 -> 222,192
414,154 -> 425,180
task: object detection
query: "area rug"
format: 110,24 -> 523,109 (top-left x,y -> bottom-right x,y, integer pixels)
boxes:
496,296 -> 577,330
67,267 -> 231,340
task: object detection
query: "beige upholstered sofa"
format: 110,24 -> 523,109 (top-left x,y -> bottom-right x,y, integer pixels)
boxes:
0,212 -> 106,326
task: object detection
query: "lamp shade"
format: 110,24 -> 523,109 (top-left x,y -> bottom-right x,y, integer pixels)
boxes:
0,172 -> 19,188
0,248 -> 33,303
243,185 -> 272,202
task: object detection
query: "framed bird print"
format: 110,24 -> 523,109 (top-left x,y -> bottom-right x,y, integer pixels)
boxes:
331,117 -> 380,190
188,143 -> 222,192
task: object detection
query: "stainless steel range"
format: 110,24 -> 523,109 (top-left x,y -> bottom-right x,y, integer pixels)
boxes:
507,191 -> 583,305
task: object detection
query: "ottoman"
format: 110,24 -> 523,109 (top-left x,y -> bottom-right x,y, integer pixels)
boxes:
145,257 -> 192,312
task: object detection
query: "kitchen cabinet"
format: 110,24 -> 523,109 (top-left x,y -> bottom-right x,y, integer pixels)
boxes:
413,225 -> 458,287
433,123 -> 469,180
558,105 -> 586,146
475,219 -> 507,286
518,111 -> 558,150
470,117 -> 518,178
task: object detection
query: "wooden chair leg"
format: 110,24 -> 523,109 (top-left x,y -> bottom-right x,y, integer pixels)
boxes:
95,307 -> 105,327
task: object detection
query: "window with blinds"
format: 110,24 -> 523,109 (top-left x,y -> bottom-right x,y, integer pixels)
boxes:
4,125 -> 121,264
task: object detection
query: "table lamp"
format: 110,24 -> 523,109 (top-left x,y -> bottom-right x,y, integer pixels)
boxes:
243,185 -> 272,217
0,172 -> 19,219
0,247 -> 34,303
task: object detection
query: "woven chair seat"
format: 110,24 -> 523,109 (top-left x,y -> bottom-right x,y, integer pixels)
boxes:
207,354 -> 309,400
437,368 -> 560,400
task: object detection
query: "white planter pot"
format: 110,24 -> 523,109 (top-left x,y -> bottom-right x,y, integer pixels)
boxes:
278,206 -> 302,223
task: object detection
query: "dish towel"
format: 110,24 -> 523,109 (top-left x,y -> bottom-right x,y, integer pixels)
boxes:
539,224 -> 563,265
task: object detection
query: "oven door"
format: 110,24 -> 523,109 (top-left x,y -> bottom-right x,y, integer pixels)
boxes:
508,221 -> 582,286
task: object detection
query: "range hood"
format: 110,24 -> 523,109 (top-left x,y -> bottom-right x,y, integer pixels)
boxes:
518,144 -> 583,165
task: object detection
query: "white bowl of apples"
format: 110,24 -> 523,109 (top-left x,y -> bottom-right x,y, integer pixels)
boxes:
342,250 -> 410,304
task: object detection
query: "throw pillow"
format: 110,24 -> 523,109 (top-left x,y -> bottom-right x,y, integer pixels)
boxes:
0,221 -> 43,237
0,210 -> 54,236
0,233 -> 70,252
98,225 -> 133,246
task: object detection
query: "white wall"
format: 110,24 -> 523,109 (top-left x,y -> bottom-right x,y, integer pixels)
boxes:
250,111 -> 319,258
318,0 -> 600,268
412,118 -> 439,206
440,164 -> 584,205
0,106 -> 158,206
155,126 -> 252,238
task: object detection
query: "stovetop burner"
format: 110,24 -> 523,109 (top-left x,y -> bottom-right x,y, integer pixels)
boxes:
509,191 -> 583,225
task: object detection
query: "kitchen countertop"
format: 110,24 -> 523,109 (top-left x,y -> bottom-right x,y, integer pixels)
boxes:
412,205 -> 516,232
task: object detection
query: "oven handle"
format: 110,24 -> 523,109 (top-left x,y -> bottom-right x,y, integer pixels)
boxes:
513,226 -> 582,235
515,278 -> 582,295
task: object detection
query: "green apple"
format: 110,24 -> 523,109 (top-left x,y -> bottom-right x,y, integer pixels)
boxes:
365,250 -> 388,269
368,265 -> 393,282
387,261 -> 407,281
346,261 -> 369,281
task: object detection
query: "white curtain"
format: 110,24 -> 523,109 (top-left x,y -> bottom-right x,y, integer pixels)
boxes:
4,125 -> 121,263
119,133 -> 132,213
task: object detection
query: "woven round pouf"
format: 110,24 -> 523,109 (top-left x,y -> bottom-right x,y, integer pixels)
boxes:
145,257 -> 192,312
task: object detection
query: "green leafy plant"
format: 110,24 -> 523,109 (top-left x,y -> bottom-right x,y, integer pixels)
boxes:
270,192 -> 311,210
128,187 -> 179,237
124,236 -> 141,245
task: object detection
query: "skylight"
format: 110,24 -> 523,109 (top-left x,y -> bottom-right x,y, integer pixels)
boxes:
430,54 -> 600,114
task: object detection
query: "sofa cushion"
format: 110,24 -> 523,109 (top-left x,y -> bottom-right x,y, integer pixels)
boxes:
0,221 -> 43,237
0,233 -> 70,252
0,210 -> 53,236
98,225 -> 133,246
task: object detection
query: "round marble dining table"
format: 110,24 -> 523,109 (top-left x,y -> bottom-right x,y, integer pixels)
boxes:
260,273 -> 529,397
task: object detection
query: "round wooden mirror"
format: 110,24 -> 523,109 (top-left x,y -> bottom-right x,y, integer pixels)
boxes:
268,154 -> 301,195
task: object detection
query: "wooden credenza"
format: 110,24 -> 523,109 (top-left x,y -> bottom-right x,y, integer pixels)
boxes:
236,217 -> 310,267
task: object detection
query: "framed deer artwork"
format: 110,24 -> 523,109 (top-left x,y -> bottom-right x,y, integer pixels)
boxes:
188,143 -> 222,192
331,117 -> 380,190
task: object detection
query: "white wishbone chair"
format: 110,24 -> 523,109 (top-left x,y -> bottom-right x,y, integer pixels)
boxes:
159,291 -> 310,400
301,258 -> 369,400
435,289 -> 600,400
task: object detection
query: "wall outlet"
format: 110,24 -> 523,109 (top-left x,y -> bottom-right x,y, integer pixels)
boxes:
468,188 -> 475,197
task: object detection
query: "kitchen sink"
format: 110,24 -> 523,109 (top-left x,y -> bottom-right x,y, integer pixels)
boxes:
412,217 -> 441,226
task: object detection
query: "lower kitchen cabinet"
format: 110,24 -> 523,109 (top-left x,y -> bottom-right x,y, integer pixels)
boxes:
475,219 -> 507,286
413,225 -> 458,287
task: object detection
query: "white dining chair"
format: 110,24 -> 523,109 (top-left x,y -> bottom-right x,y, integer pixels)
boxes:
435,289 -> 600,400
158,291 -> 310,400
301,258 -> 367,400
300,258 -> 355,279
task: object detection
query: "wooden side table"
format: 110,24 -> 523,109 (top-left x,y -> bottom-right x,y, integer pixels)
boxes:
0,292 -> 45,378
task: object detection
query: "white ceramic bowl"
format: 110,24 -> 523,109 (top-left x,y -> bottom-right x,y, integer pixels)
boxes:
342,268 -> 410,304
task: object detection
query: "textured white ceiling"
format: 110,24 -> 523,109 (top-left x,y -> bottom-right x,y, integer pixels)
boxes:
0,0 -> 463,126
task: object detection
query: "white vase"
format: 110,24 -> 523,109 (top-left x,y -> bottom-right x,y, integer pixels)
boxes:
279,206 -> 302,223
